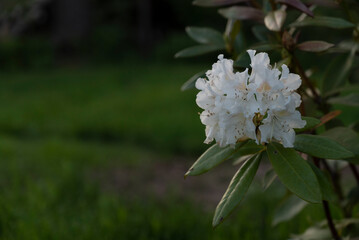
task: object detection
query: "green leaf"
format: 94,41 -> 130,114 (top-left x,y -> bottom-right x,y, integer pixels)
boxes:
185,141 -> 248,176
233,51 -> 251,68
181,70 -> 207,91
213,153 -> 261,227
296,41 -> 334,52
185,27 -> 225,46
193,0 -> 249,7
295,116 -> 320,133
294,134 -> 355,159
232,140 -> 265,157
272,195 -> 308,226
218,6 -> 264,22
328,93 -> 359,107
252,25 -> 271,42
307,162 -> 336,202
175,45 -> 224,58
322,44 -> 358,94
321,127 -> 359,163
263,168 -> 277,190
250,43 -> 281,51
267,142 -> 321,203
232,140 -> 266,165
289,16 -> 355,29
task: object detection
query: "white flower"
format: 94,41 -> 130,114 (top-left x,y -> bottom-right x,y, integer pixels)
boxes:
195,50 -> 306,148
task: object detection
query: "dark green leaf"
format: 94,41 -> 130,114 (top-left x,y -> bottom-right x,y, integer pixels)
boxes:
233,51 -> 251,68
232,141 -> 265,165
185,141 -> 248,176
322,44 -> 358,94
294,134 -> 354,159
233,154 -> 253,165
213,153 -> 261,227
193,0 -> 249,7
272,195 -> 308,226
252,25 -> 271,42
321,127 -> 359,163
186,26 -> 225,46
218,6 -> 264,22
175,45 -> 224,58
290,16 -> 355,29
250,43 -> 281,51
181,70 -> 207,91
263,168 -> 277,190
232,140 -> 265,157
267,142 -> 321,203
277,0 -> 314,17
346,186 -> 359,211
324,84 -> 359,97
304,0 -> 338,8
307,162 -> 336,202
295,116 -> 320,133
297,41 -> 334,52
328,93 -> 359,107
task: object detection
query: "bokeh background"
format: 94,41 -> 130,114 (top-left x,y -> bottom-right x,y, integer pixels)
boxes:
0,0 -> 352,239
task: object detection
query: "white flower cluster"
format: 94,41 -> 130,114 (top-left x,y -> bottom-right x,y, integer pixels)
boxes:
195,50 -> 306,148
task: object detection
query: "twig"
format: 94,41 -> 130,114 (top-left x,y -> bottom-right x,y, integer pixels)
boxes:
323,200 -> 341,240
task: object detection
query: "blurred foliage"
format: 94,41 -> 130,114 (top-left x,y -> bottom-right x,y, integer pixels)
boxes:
0,63 -> 331,239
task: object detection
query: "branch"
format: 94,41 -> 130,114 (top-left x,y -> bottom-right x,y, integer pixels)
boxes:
323,200 -> 341,240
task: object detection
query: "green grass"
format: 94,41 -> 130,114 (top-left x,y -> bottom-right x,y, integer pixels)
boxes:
0,63 -> 326,239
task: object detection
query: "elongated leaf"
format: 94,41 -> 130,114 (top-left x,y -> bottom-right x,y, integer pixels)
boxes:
213,153 -> 261,227
277,0 -> 314,17
272,195 -> 308,226
328,93 -> 359,107
290,16 -> 355,29
263,168 -> 277,190
295,116 -> 320,133
186,27 -> 225,46
321,127 -> 359,163
185,141 -> 248,176
294,134 -> 354,159
234,51 -> 251,68
297,41 -> 334,52
218,6 -> 264,22
322,44 -> 358,94
232,140 -> 265,165
193,0 -> 249,7
305,0 -> 338,8
324,84 -> 359,97
175,45 -> 224,58
250,43 -> 281,51
307,162 -> 336,202
252,25 -> 271,42
231,140 -> 265,158
181,70 -> 207,91
233,154 -> 253,165
267,142 -> 321,203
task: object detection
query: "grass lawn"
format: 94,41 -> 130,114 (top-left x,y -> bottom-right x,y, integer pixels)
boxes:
0,63 -> 326,239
